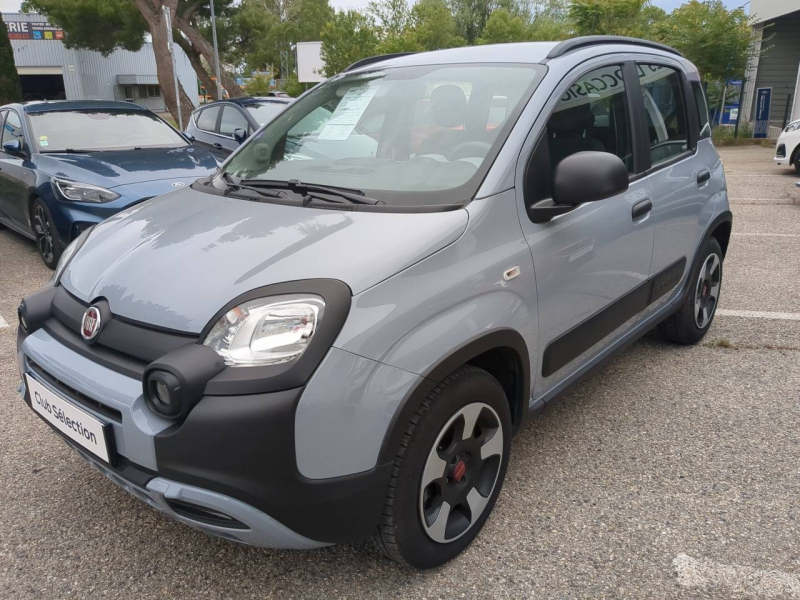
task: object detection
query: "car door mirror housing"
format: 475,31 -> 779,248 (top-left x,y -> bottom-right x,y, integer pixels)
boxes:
183,133 -> 195,143
233,128 -> 248,144
553,152 -> 629,206
2,140 -> 24,155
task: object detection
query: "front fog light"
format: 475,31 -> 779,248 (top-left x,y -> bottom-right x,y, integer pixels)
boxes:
203,295 -> 325,367
146,371 -> 182,417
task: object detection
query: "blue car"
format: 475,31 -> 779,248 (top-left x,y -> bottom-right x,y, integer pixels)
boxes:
0,100 -> 218,268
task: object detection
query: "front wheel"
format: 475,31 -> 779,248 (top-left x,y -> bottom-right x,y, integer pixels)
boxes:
31,199 -> 62,270
659,237 -> 723,344
373,366 -> 511,569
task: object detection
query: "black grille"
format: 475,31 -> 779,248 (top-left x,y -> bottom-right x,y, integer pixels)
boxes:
28,359 -> 123,423
46,286 -> 198,378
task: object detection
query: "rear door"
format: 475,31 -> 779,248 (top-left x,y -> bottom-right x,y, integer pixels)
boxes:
0,109 -> 33,230
632,62 -> 717,322
516,61 -> 655,394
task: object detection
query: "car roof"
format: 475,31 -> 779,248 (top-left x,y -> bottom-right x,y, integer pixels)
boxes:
345,36 -> 685,74
199,97 -> 292,110
20,100 -> 152,114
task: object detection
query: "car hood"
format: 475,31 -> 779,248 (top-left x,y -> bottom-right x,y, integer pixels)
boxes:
37,145 -> 218,189
61,188 -> 469,333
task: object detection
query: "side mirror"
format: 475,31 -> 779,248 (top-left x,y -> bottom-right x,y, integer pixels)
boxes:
233,128 -> 248,144
2,140 -> 24,155
530,152 -> 629,223
183,133 -> 195,143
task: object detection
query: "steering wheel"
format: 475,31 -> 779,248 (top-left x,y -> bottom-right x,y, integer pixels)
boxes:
447,141 -> 492,161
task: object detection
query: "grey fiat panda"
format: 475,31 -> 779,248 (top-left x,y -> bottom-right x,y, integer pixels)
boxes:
17,36 -> 731,569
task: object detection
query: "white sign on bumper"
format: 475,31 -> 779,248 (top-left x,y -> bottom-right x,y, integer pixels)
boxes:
26,374 -> 112,463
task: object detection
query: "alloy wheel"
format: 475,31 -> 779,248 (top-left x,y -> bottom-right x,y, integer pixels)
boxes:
419,402 -> 504,544
694,252 -> 721,329
33,205 -> 54,265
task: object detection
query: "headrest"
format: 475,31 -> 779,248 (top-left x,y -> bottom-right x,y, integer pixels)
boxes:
430,85 -> 467,128
549,103 -> 596,135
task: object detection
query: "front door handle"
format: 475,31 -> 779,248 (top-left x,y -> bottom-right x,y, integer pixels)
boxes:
697,169 -> 711,185
632,198 -> 653,220
213,143 -> 223,149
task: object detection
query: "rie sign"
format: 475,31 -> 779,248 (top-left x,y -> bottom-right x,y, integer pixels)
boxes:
5,20 -> 64,41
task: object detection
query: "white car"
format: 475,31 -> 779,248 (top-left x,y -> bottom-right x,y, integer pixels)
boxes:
774,119 -> 800,174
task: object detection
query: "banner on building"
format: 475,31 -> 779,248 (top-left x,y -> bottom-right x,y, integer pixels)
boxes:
5,20 -> 64,41
753,87 -> 772,138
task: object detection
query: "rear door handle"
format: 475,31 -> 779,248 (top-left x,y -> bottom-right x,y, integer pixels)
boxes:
697,169 -> 711,185
632,199 -> 653,220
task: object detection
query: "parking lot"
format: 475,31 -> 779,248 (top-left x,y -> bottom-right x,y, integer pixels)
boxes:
0,146 -> 798,599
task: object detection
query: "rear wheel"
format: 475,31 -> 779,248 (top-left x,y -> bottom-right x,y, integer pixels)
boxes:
659,237 -> 723,345
373,366 -> 511,569
31,199 -> 62,270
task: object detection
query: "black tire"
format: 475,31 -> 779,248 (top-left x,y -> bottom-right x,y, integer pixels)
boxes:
31,198 -> 62,270
373,365 -> 512,569
794,159 -> 800,175
659,237 -> 723,345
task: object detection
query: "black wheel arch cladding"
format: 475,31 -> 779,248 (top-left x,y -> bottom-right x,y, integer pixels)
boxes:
376,328 -> 530,466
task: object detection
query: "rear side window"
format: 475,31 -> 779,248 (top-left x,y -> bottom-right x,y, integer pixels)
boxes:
637,64 -> 689,166
219,106 -> 249,136
547,64 -> 634,173
1,111 -> 23,146
196,106 -> 220,132
692,82 -> 711,140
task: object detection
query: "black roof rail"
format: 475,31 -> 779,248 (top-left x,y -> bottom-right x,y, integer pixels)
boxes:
546,36 -> 682,60
345,52 -> 416,72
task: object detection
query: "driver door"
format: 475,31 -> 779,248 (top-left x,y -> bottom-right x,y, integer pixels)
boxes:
516,61 -> 655,396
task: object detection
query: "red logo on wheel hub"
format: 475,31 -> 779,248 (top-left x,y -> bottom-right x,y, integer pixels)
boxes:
453,460 -> 466,482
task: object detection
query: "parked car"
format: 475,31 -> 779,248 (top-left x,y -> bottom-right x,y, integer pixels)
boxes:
0,100 -> 218,268
774,118 -> 800,173
17,37 -> 732,569
185,97 -> 292,160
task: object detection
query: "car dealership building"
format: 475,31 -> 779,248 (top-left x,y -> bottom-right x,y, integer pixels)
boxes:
741,0 -> 800,130
2,12 -> 198,111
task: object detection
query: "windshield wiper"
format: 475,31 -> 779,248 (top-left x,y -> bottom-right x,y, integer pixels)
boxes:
40,148 -> 98,154
239,179 -> 383,205
220,173 -> 284,200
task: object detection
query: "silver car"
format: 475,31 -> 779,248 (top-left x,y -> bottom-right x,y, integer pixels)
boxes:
17,36 -> 731,569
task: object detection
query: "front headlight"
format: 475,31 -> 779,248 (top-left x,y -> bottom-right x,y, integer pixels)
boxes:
785,121 -> 800,133
202,295 -> 325,367
52,177 -> 120,203
49,225 -> 93,286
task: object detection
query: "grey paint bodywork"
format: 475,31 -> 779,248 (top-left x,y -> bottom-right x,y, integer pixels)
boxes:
18,40 -> 729,543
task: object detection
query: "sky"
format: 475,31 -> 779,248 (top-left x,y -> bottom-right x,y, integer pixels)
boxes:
0,0 -> 749,15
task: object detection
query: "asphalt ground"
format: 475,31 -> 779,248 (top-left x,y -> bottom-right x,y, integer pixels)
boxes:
1,146 -> 799,599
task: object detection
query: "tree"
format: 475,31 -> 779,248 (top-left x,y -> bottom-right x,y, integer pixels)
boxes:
478,8 -> 530,44
0,19 -> 23,104
569,0 -> 665,38
653,0 -> 753,84
407,0 -> 465,51
320,10 -> 379,76
449,0 -> 502,44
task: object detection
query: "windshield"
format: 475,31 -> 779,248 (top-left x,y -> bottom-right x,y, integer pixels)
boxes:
28,109 -> 187,152
222,64 -> 542,206
245,102 -> 289,126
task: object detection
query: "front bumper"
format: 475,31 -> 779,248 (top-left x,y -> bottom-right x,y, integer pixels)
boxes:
18,328 -> 392,547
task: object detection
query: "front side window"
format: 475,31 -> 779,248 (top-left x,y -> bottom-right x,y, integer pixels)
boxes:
547,64 -> 634,173
220,106 -> 249,136
222,64 -> 543,206
1,111 -> 24,146
245,102 -> 287,126
196,106 -> 221,132
638,64 -> 689,166
28,110 -> 186,152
